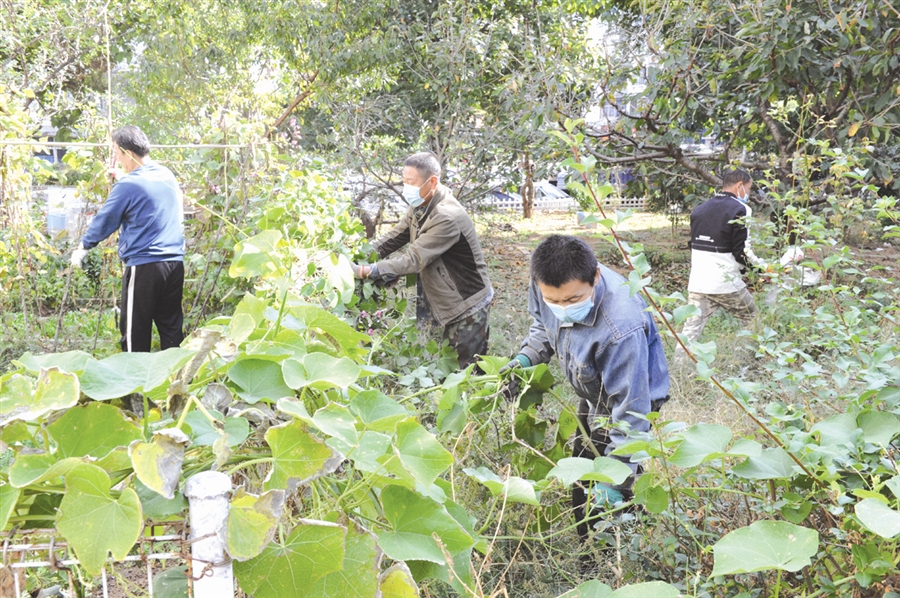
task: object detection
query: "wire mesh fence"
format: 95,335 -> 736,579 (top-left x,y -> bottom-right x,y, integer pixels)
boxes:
1,523 -> 197,598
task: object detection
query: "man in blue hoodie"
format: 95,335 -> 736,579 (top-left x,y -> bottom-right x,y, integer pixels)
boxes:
71,126 -> 185,352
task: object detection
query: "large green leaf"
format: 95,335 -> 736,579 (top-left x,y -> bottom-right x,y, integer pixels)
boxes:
858,411 -> 900,447
0,368 -> 79,425
14,350 -> 92,374
184,410 -> 250,447
285,305 -> 369,353
228,358 -> 294,404
229,294 -> 270,344
711,520 -> 818,576
464,467 -> 540,506
811,412 -> 858,447
80,349 -> 195,400
856,498 -> 900,539
226,488 -> 286,561
347,431 -> 392,473
56,463 -> 143,576
283,353 -> 361,391
134,478 -> 187,519
669,423 -> 733,468
732,448 -> 798,480
375,486 -> 475,564
386,419 -> 453,488
557,580 -> 612,598
129,429 -> 191,499
9,454 -> 84,488
349,390 -> 408,432
229,230 -> 286,279
546,457 -> 633,487
312,403 -> 359,456
0,483 -> 20,530
264,420 -> 343,491
48,403 -> 142,459
610,582 -> 680,597
307,522 -> 380,598
233,520 -> 346,597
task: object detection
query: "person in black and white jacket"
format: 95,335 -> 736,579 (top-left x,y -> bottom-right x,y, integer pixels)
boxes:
675,169 -> 767,361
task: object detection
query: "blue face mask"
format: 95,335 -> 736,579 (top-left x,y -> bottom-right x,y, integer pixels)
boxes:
544,294 -> 594,324
402,183 -> 425,208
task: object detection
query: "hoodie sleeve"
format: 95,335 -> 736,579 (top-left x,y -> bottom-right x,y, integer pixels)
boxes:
80,181 -> 133,249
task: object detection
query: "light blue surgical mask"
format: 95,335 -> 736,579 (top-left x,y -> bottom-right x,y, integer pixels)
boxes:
544,294 -> 594,324
402,183 -> 425,208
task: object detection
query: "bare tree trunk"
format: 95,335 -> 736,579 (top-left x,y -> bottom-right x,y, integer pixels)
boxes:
520,151 -> 534,219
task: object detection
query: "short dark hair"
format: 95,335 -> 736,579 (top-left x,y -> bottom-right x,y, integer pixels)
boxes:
531,235 -> 599,287
112,126 -> 150,157
721,168 -> 751,189
404,152 -> 441,180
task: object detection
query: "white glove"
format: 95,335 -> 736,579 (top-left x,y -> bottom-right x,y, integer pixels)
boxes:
70,243 -> 89,269
351,263 -> 371,279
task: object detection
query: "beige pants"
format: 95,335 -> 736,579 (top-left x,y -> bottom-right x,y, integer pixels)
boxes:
675,289 -> 756,359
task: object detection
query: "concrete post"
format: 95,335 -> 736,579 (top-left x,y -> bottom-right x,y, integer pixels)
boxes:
184,471 -> 233,598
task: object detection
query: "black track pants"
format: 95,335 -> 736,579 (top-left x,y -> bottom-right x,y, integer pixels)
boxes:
120,261 -> 185,353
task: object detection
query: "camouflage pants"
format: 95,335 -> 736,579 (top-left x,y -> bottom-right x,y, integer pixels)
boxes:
416,280 -> 490,367
675,289 -> 756,360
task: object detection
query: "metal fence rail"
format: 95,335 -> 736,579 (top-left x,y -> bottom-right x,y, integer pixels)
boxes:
2,524 -> 192,598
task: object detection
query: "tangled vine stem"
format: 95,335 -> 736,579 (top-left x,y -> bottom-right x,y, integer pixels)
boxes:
564,135 -> 820,484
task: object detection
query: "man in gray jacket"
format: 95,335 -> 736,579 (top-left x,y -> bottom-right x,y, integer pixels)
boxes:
352,152 -> 493,367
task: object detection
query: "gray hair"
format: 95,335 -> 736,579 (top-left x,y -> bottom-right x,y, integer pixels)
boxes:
404,152 -> 441,180
112,125 -> 151,157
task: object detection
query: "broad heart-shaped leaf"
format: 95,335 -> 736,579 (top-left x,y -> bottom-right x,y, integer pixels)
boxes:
226,488 -> 286,561
283,353 -> 361,391
0,483 -> 20,530
669,423 -> 733,468
811,412 -> 858,447
228,229 -> 286,279
376,485 -> 475,564
307,522 -> 380,598
129,429 -> 191,499
134,478 -> 187,519
464,467 -> 540,506
348,431 -> 392,473
858,410 -> 900,447
80,349 -> 195,401
9,454 -> 84,488
312,403 -> 359,456
386,418 -> 453,488
48,403 -> 141,459
227,358 -> 294,404
263,420 -> 343,492
184,410 -> 250,447
14,350 -> 92,374
284,304 -> 369,354
232,519 -> 346,598
856,498 -> 900,539
711,520 -> 818,576
0,368 -> 79,425
379,563 -> 419,598
610,582 -> 680,597
557,579 -> 613,597
228,294 -> 270,344
349,390 -> 409,432
56,463 -> 143,576
732,447 -> 799,480
546,457 -> 633,487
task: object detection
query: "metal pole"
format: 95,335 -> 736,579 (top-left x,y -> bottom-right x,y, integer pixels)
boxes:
184,472 -> 234,598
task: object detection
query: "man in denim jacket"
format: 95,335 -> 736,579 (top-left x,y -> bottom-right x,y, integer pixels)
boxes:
505,235 -> 670,539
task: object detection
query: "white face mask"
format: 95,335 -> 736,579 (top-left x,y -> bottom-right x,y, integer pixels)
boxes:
402,183 -> 424,208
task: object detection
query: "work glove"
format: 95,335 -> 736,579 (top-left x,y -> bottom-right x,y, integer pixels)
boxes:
499,355 -> 531,402
70,243 -> 89,269
351,263 -> 371,279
